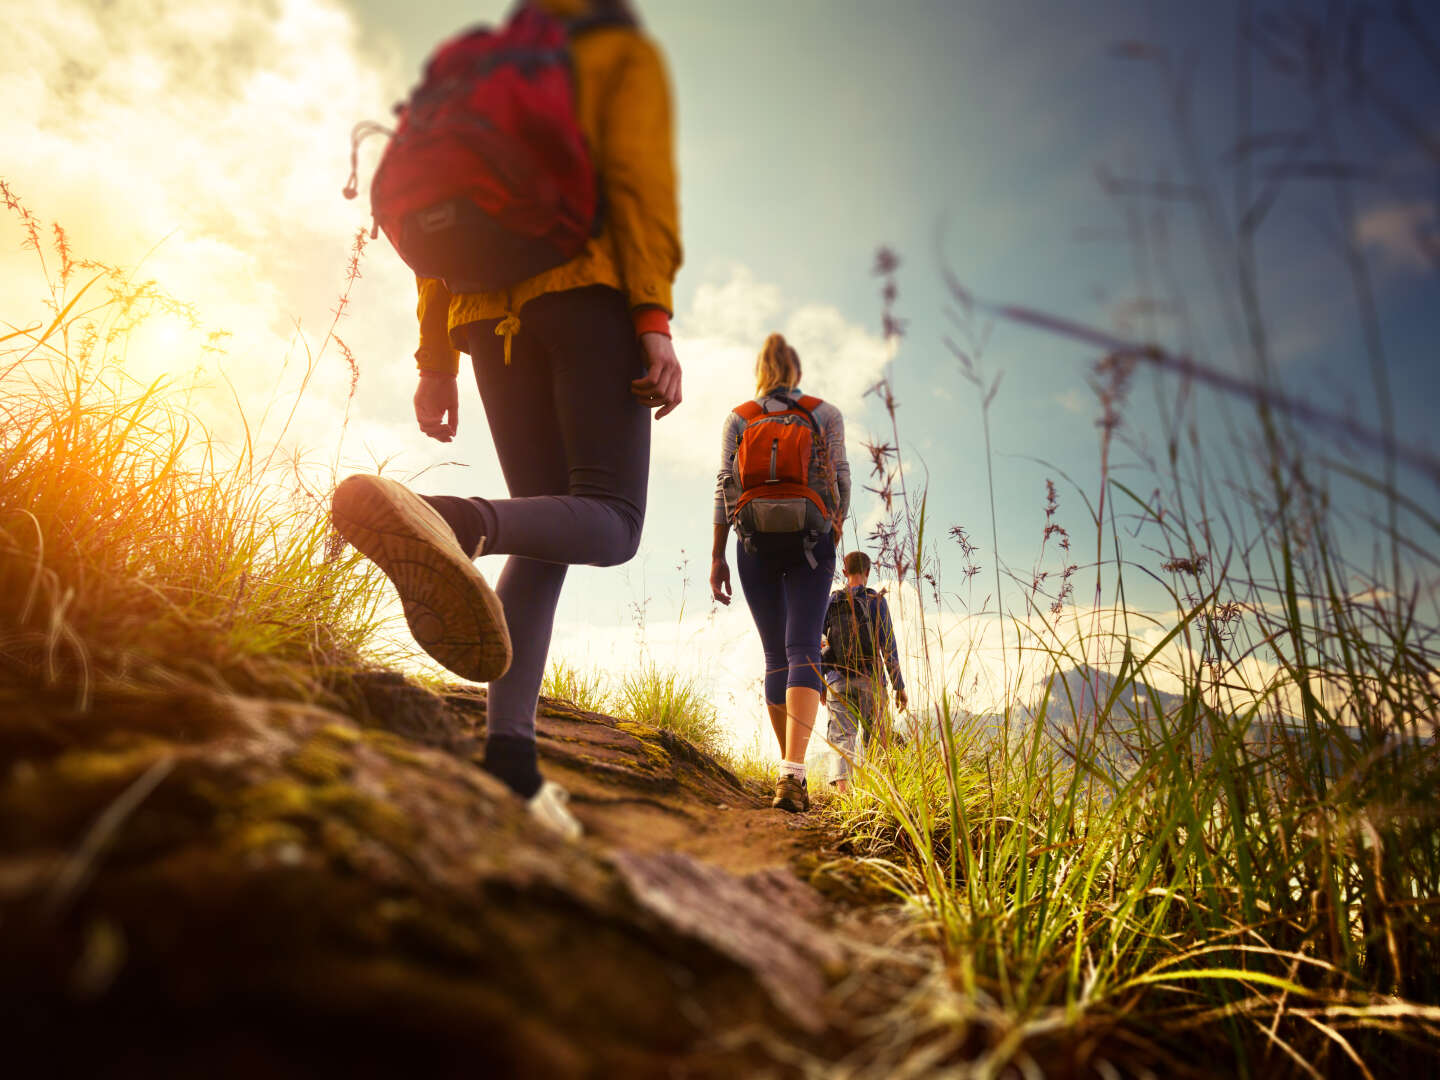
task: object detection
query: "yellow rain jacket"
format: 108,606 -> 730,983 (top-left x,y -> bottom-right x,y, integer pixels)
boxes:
413,0 -> 682,374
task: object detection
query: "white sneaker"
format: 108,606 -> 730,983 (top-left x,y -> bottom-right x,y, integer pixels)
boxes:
528,781 -> 583,841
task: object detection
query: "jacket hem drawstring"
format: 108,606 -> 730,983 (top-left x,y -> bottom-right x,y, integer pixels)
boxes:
495,298 -> 521,365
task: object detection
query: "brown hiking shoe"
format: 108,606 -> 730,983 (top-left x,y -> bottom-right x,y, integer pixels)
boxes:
772,775 -> 810,813
331,474 -> 511,682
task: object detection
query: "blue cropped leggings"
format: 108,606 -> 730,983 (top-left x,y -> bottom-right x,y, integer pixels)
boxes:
736,536 -> 836,705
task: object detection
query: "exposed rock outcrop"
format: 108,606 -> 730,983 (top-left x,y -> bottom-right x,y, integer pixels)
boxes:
0,673 -> 892,1077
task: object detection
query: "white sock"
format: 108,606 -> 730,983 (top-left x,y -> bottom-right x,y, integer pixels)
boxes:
778,760 -> 806,782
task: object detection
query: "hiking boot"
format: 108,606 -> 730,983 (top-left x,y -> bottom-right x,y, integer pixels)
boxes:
529,781 -> 583,841
331,474 -> 511,682
772,775 -> 810,813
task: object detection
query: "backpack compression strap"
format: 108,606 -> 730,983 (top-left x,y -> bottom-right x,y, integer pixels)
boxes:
733,483 -> 828,516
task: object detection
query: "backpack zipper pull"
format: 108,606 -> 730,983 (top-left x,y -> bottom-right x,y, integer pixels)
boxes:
342,120 -> 394,201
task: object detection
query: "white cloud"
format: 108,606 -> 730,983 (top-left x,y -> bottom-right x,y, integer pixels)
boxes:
1053,387 -> 1090,415
1347,585 -> 1394,606
0,0 -> 419,465
681,262 -> 785,342
1356,200 -> 1438,274
658,264 -> 892,478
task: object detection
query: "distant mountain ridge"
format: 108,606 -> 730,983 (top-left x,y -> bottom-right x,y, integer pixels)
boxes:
928,665 -> 1387,782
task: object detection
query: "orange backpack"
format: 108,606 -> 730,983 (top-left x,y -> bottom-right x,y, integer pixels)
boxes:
729,394 -> 834,555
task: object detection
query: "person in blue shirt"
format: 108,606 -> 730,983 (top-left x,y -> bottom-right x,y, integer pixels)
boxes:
820,550 -> 907,793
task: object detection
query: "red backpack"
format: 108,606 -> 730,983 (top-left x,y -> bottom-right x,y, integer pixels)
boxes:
729,395 -> 835,557
343,4 -> 627,292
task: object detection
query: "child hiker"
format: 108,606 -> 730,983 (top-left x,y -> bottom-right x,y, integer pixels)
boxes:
332,0 -> 681,840
819,550 -> 907,794
709,333 -> 850,812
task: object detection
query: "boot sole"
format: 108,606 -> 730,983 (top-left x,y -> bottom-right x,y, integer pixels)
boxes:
331,475 -> 511,682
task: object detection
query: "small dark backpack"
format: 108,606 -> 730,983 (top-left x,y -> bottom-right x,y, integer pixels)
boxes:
824,588 -> 876,674
344,4 -> 625,292
728,394 -> 834,555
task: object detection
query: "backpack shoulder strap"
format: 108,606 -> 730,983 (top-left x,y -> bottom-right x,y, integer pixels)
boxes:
522,0 -> 637,37
561,0 -> 639,36
796,395 -> 823,412
734,400 -> 764,422
855,590 -> 877,653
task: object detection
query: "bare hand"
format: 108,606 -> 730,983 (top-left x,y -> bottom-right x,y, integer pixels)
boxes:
414,373 -> 459,442
895,688 -> 909,712
630,333 -> 682,420
709,558 -> 732,605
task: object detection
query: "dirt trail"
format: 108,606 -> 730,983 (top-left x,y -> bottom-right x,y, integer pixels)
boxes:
534,697 -> 834,875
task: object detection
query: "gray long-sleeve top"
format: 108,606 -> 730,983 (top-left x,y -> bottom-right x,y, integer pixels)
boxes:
713,386 -> 851,527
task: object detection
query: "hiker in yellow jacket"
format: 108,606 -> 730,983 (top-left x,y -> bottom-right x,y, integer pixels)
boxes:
334,0 -> 682,840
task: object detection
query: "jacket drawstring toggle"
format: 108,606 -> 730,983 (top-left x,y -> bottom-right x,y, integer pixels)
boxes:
495,312 -> 522,365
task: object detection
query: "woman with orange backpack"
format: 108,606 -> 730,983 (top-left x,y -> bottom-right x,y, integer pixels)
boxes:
709,333 -> 850,812
332,0 -> 681,841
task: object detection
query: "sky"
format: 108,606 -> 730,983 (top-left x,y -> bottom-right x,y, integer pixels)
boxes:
4,0 -> 1437,750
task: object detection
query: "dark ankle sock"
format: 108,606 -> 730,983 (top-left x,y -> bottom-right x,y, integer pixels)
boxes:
420,495 -> 493,558
483,734 -> 542,798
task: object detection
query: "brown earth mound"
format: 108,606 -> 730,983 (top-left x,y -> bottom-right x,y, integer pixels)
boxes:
0,671 -> 913,1078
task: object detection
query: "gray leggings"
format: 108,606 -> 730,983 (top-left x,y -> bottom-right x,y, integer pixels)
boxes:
825,675 -> 877,782
425,285 -> 651,740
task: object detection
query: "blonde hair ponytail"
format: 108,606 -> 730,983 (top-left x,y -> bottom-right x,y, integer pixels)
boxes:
755,332 -> 802,396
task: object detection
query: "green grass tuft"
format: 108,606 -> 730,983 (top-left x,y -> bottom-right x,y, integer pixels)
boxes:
0,188 -> 390,706
541,658 -> 612,714
613,661 -> 726,759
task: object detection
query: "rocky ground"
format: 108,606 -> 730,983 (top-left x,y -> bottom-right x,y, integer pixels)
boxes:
0,669 -> 925,1078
